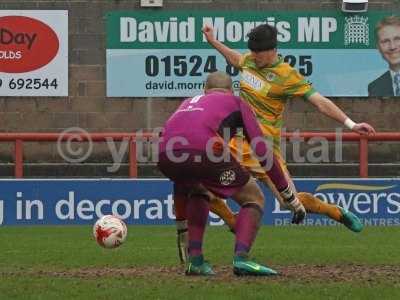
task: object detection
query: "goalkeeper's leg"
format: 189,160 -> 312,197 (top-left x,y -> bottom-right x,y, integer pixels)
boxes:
231,177 -> 277,276
185,188 -> 215,276
173,184 -> 189,264
174,185 -> 237,264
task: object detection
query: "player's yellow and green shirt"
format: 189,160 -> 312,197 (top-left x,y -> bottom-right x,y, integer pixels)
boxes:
238,53 -> 316,129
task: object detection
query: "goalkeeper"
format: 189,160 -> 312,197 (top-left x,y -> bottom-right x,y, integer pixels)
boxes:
158,71 -> 305,276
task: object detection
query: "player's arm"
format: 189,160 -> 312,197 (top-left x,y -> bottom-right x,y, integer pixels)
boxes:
202,25 -> 241,68
238,100 -> 306,224
308,92 -> 376,136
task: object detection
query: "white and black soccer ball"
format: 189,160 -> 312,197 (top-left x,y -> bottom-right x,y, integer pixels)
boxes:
93,215 -> 127,249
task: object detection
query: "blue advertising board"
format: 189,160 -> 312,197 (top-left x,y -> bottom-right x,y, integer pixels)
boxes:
0,178 -> 399,226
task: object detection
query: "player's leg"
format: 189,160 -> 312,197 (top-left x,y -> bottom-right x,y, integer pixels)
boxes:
254,122 -> 363,232
258,155 -> 363,232
159,150 -> 214,271
173,183 -> 189,264
298,191 -> 363,232
260,172 -> 341,222
209,197 -> 236,231
263,125 -> 363,231
185,184 -> 215,276
230,127 -> 363,232
174,186 -> 236,264
230,177 -> 278,276
200,152 -> 278,276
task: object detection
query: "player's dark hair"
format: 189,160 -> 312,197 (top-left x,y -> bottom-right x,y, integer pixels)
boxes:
247,24 -> 278,52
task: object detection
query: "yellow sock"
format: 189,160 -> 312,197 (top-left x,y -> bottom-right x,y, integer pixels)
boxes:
209,197 -> 236,230
297,192 -> 342,222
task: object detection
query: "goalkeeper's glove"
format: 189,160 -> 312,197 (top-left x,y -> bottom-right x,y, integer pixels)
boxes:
176,220 -> 188,264
279,186 -> 306,224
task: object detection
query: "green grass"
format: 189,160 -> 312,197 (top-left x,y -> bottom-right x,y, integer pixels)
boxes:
3,277 -> 399,300
1,226 -> 400,299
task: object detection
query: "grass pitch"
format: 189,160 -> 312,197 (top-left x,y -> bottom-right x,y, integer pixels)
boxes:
1,226 -> 400,299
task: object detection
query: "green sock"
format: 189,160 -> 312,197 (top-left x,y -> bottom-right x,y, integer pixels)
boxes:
189,255 -> 204,266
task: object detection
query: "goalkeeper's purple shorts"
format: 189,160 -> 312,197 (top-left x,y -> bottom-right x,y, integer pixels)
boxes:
158,149 -> 250,198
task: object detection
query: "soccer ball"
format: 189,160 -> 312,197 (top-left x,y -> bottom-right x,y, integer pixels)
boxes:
93,215 -> 127,249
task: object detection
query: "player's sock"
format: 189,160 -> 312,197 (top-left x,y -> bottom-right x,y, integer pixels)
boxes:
297,192 -> 342,222
174,192 -> 189,263
186,195 -> 209,257
209,197 -> 236,231
176,219 -> 188,264
234,203 -> 263,257
174,193 -> 187,220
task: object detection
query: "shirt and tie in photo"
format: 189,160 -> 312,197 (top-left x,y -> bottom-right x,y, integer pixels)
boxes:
368,70 -> 400,97
393,71 -> 400,96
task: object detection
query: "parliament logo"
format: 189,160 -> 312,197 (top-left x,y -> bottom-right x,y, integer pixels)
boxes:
344,16 -> 369,46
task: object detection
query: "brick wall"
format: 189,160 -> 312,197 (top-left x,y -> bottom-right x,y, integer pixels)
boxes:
0,0 -> 399,175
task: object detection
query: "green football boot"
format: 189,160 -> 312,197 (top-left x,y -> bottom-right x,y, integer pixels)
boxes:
338,206 -> 364,233
185,255 -> 215,276
233,256 -> 278,276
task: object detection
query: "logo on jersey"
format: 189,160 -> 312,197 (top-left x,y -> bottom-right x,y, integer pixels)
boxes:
241,70 -> 263,91
176,105 -> 204,113
266,72 -> 276,82
220,170 -> 236,186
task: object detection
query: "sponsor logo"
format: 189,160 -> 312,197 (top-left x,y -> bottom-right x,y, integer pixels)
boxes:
265,72 -> 276,82
314,183 -> 400,215
0,16 -> 59,73
315,183 -> 396,192
176,105 -> 204,113
241,262 -> 261,271
220,170 -> 236,186
241,70 -> 263,91
273,183 -> 400,215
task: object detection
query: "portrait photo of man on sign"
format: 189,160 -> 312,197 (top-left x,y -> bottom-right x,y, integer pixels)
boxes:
368,15 -> 400,97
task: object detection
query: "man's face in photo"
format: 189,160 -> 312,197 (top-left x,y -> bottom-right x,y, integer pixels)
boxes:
377,25 -> 400,70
